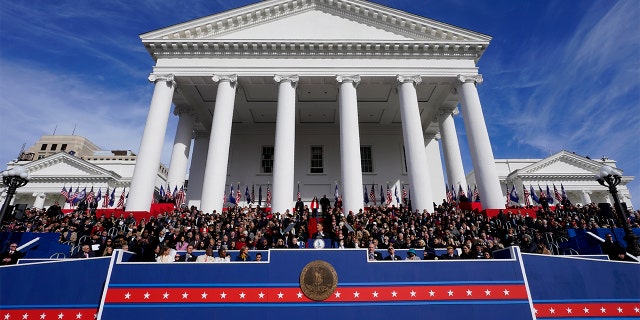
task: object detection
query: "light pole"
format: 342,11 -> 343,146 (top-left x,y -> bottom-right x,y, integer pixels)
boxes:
595,165 -> 640,258
0,166 -> 30,227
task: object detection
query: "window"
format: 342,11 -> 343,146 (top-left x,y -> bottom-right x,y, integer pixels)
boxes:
51,144 -> 57,151
61,144 -> 67,151
38,154 -> 45,159
40,144 -> 47,151
360,146 -> 373,173
310,146 -> 324,173
261,146 -> 274,173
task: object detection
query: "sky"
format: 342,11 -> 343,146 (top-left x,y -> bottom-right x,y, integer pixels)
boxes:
1,0 -> 638,204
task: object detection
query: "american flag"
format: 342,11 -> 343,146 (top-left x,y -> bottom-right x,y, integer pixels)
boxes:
402,185 -> 408,204
86,187 -> 95,204
68,186 -> 79,205
553,184 -> 562,203
60,186 -> 69,203
370,184 -> 376,205
175,186 -> 186,206
297,183 -> 301,201
473,184 -> 480,202
446,184 -> 453,203
266,186 -> 272,207
102,188 -> 111,208
166,185 -> 174,200
235,184 -> 241,204
116,188 -> 126,208
451,185 -> 457,202
523,184 -> 531,206
385,184 -> 392,206
172,186 -> 178,200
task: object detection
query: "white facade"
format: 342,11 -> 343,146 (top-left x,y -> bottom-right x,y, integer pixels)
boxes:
466,151 -> 635,209
125,0 -> 505,214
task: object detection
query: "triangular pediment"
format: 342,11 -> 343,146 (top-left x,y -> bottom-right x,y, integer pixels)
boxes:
141,0 -> 490,45
517,151 -> 614,176
22,153 -> 121,180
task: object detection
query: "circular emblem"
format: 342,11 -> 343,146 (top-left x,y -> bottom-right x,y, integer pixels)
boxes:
299,260 -> 338,301
313,238 -> 325,249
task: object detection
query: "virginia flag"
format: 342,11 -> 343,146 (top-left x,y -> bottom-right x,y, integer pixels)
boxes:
95,188 -> 102,204
258,185 -> 263,206
334,183 -> 340,202
363,185 -> 369,205
546,185 -> 554,204
509,183 -> 519,203
530,185 -> 540,203
73,187 -> 87,205
108,188 -> 116,207
394,185 -> 399,203
228,185 -> 236,204
245,186 -> 251,203
561,183 -> 568,201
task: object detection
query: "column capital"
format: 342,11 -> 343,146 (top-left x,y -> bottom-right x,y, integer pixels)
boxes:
173,106 -> 199,122
148,73 -> 176,87
212,74 -> 238,84
274,74 -> 299,84
433,132 -> 441,141
397,75 -> 422,86
457,74 -> 483,85
336,75 -> 361,87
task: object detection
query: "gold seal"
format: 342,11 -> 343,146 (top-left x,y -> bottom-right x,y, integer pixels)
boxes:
299,260 -> 338,301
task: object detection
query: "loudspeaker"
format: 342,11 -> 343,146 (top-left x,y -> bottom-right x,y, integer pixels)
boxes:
598,203 -> 613,219
13,204 -> 27,220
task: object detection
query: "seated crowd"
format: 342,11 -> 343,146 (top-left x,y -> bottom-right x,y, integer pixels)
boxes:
0,198 -> 638,264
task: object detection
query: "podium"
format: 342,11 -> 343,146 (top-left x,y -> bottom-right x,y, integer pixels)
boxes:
307,238 -> 332,249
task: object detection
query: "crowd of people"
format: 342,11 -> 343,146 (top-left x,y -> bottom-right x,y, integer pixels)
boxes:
1,197 -> 638,264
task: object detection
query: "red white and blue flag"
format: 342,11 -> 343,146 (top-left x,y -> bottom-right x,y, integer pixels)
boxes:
86,187 -> 95,204
60,186 -> 69,203
522,184 -> 531,206
175,186 -> 186,206
102,188 -> 111,208
116,188 -> 126,208
266,186 -> 272,207
553,184 -> 562,203
370,184 -> 376,205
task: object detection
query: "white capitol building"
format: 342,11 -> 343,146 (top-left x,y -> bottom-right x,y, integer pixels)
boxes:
1,0 -> 634,213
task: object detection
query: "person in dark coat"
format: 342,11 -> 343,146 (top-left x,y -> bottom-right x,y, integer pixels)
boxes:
1,243 -> 24,265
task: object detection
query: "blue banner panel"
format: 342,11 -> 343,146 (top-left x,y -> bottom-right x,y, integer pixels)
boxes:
522,253 -> 640,319
100,249 -> 534,320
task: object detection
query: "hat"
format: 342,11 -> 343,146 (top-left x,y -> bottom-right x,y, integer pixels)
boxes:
408,248 -> 416,256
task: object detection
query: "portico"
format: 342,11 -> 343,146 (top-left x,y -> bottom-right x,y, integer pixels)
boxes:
126,0 -> 504,214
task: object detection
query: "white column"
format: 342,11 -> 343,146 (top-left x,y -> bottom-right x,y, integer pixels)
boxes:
32,192 -> 46,209
127,74 -> 176,211
426,134 -> 446,204
271,75 -> 298,214
337,75 -> 364,214
397,75 -> 433,211
457,74 -> 503,209
166,106 -> 195,189
200,75 -> 237,214
581,190 -> 592,205
438,107 -> 467,192
186,132 -> 209,209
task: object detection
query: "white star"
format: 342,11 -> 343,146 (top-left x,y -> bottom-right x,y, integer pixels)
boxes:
4,313 -> 9,320
220,292 -> 227,299
296,292 -> 302,299
334,291 -> 341,298
201,292 -> 208,299
258,292 -> 265,299
429,290 -> 435,297
57,313 -> 64,319
566,308 -> 572,314
601,307 -> 606,313
447,290 -> 454,297
466,289 -> 472,296
162,292 -> 169,299
534,308 -> 538,314
40,314 -> 46,320
143,292 -> 150,299
634,307 -> 639,313
410,290 -> 416,297
503,289 -> 510,296
484,289 -> 491,296
617,307 -> 623,313
277,292 -> 284,299
240,292 -> 246,299
124,292 -> 131,299
22,314 -> 28,320
372,291 -> 379,298
93,314 -> 96,319
75,313 -> 81,319
182,292 -> 189,299
391,291 -> 397,297
549,308 -> 555,314
353,291 -> 360,298
583,307 -> 589,314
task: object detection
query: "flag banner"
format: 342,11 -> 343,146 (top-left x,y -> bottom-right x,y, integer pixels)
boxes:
116,188 -> 126,208
385,184 -> 392,206
108,188 -> 116,207
68,186 -> 79,205
394,185 -> 399,203
235,183 -> 241,205
509,183 -> 519,203
379,185 -> 384,205
166,185 -> 174,200
402,185 -> 407,204
245,186 -> 251,204
530,185 -> 540,204
258,185 -> 263,206
86,187 -> 95,204
522,185 -> 530,205
446,184 -> 452,203
266,186 -> 272,207
473,184 -> 480,202
467,185 -> 472,202
175,186 -> 186,207
546,185 -> 554,204
74,187 -> 87,205
159,185 -> 165,201
172,186 -> 178,199
334,184 -> 340,202
297,183 -> 301,201
553,184 -> 562,203
505,183 -> 510,207
561,183 -> 568,201
228,185 -> 236,204
60,186 -> 69,203
451,185 -> 457,202
369,184 -> 376,205
251,185 -> 255,204
95,188 -> 102,204
363,185 -> 369,205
